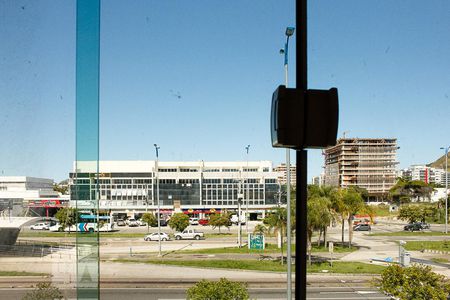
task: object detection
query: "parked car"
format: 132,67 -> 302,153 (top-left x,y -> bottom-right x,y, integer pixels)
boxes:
49,223 -> 63,232
353,223 -> 371,231
404,223 -> 423,231
199,218 -> 209,226
29,223 -> 49,230
418,222 -> 430,230
144,232 -> 170,241
137,219 -> 147,226
127,218 -> 139,227
189,217 -> 199,225
174,229 -> 204,240
116,219 -> 126,226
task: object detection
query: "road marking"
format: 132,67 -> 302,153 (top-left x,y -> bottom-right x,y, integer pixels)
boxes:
308,295 -> 389,300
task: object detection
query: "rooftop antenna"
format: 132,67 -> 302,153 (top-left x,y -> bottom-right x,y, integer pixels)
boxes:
342,130 -> 350,139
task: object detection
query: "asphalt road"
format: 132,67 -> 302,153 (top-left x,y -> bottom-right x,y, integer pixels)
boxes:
0,286 -> 390,300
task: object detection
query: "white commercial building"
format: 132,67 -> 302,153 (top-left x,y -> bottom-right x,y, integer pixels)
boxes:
69,161 -> 281,218
0,176 -> 61,217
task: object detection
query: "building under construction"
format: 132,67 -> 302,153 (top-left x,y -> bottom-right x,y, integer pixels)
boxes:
323,138 -> 398,201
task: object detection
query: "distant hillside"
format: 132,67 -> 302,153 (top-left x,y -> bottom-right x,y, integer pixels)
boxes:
428,153 -> 450,170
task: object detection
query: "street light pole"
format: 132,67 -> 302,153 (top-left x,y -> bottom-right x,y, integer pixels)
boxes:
245,144 -> 250,234
441,146 -> 449,234
281,26 -> 295,300
154,144 -> 162,256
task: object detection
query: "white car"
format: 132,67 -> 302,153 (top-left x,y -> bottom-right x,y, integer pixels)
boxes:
49,223 -> 63,232
137,220 -> 147,226
144,232 -> 170,241
30,223 -> 49,230
127,218 -> 139,227
189,217 -> 199,225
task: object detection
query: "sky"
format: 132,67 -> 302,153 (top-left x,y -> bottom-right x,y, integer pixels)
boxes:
0,0 -> 449,182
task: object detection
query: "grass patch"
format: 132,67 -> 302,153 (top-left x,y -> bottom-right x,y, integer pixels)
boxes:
114,259 -> 384,274
369,231 -> 450,237
431,257 -> 450,264
0,271 -> 48,276
176,243 -> 291,255
311,243 -> 358,253
19,232 -> 76,238
116,258 -> 290,272
403,240 -> 450,252
307,261 -> 385,274
172,243 -> 355,255
204,233 -> 237,238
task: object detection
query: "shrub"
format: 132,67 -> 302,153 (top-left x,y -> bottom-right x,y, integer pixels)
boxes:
186,278 -> 249,300
22,282 -> 64,300
375,264 -> 450,300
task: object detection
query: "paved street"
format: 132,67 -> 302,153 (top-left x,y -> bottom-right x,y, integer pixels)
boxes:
1,217 -> 449,299
0,286 -> 390,300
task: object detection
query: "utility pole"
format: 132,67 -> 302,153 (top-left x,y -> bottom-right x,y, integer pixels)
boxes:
154,144 -> 162,256
245,144 -> 250,234
441,146 -> 449,234
296,1 -> 308,299
280,26 -> 295,300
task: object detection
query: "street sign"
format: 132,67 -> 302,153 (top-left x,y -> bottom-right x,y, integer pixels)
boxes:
248,233 -> 265,250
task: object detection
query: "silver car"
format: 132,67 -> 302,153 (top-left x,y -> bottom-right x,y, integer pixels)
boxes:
30,223 -> 49,230
144,232 -> 170,241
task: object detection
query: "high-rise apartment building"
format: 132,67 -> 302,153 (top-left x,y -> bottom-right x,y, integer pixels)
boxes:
273,163 -> 297,186
323,138 -> 398,201
399,165 -> 448,186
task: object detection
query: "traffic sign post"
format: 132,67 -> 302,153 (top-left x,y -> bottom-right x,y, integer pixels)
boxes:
248,233 -> 265,250
329,241 -> 334,268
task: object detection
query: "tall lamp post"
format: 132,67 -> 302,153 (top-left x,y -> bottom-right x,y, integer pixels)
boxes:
245,144 -> 250,234
154,144 -> 162,256
280,26 -> 295,300
440,146 -> 449,234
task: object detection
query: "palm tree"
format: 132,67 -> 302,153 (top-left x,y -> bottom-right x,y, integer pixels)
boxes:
308,185 -> 335,246
253,224 -> 267,235
263,207 -> 287,264
307,196 -> 332,264
330,188 -> 347,246
343,187 -> 365,248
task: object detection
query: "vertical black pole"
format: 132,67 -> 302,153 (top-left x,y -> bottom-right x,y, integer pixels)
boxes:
296,0 -> 307,299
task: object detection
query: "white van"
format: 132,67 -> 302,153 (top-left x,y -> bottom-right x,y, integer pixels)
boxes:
230,214 -> 246,225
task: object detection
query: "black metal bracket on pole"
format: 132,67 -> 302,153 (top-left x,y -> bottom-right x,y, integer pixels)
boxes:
296,0 -> 307,299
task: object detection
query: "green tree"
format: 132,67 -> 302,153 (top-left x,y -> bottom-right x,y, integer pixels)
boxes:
263,207 -> 287,264
54,207 -> 78,234
330,188 -> 347,246
168,213 -> 189,232
398,204 -> 436,224
209,212 -> 231,234
253,224 -> 267,235
307,196 -> 332,264
390,179 -> 435,204
308,185 -> 336,246
375,264 -> 450,300
141,213 -> 157,232
186,278 -> 249,300
53,184 -> 68,195
343,187 -> 365,248
22,282 -> 64,300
